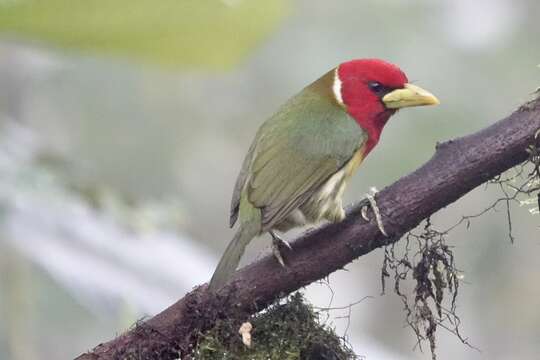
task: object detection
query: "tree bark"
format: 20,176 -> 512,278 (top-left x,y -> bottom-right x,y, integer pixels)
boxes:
76,95 -> 540,360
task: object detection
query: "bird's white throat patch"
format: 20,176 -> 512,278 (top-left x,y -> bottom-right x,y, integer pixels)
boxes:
332,67 -> 345,106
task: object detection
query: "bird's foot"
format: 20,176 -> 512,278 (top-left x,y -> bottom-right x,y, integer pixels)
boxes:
360,187 -> 388,237
270,231 -> 292,267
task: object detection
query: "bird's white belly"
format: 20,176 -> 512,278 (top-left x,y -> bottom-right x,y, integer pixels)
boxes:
295,167 -> 348,225
313,169 -> 347,216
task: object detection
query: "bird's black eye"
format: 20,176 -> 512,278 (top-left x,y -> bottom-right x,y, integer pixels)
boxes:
368,81 -> 384,94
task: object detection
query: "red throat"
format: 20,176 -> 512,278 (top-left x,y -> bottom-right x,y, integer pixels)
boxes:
348,107 -> 396,156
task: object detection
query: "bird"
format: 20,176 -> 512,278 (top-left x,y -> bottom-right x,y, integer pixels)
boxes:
209,58 -> 439,292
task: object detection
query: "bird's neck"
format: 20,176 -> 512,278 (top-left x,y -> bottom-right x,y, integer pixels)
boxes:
348,108 -> 396,156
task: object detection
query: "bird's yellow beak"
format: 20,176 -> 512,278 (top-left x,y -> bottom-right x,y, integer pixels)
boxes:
382,83 -> 440,109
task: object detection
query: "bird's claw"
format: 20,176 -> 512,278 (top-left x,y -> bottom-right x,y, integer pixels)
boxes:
272,245 -> 286,267
361,187 -> 388,237
361,205 -> 370,221
270,231 -> 291,267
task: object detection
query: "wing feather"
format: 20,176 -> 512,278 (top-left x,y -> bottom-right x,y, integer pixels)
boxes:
230,76 -> 368,231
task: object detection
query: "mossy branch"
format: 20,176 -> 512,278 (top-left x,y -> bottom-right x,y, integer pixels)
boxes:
76,94 -> 540,360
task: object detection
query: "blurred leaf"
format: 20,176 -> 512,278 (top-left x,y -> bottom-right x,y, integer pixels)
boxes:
0,0 -> 289,68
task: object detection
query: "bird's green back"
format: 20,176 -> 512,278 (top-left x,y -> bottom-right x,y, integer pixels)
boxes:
230,70 -> 368,232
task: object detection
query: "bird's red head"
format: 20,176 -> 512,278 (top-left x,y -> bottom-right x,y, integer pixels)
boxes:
333,58 -> 438,155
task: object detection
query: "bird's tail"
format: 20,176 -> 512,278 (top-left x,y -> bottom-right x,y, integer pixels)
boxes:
208,223 -> 259,292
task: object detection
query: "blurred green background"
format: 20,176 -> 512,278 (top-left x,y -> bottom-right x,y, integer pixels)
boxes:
0,0 -> 539,359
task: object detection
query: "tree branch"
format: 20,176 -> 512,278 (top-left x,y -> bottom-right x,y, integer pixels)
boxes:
76,95 -> 540,360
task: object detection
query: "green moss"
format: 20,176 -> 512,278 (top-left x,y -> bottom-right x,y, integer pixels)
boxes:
194,293 -> 356,360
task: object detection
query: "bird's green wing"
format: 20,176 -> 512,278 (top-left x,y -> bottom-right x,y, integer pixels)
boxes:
229,139 -> 256,227
231,82 -> 368,231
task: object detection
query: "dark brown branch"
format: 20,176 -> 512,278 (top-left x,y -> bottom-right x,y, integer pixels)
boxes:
77,95 -> 540,360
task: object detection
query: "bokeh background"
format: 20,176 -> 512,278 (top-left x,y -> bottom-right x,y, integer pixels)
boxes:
0,0 -> 539,359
